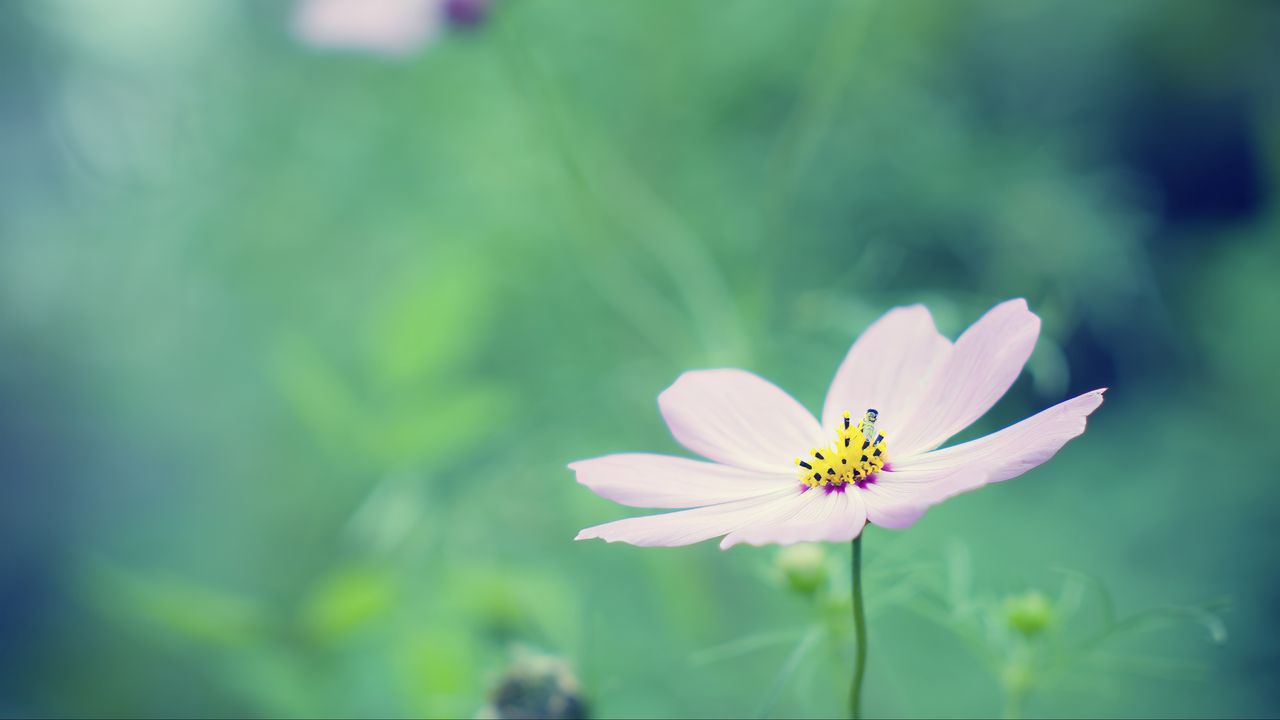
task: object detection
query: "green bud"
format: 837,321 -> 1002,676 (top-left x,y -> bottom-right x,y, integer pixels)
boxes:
776,543 -> 828,596
1004,591 -> 1055,637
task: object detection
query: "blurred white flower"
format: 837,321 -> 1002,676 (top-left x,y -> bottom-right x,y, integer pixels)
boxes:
291,0 -> 491,56
292,0 -> 442,57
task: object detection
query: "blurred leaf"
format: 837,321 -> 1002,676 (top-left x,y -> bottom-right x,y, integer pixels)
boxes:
300,564 -> 396,643
218,646 -> 327,719
397,624 -> 478,718
444,565 -> 582,652
689,629 -> 807,668
273,335 -> 360,448
368,259 -> 493,388
364,383 -> 504,466
85,564 -> 266,649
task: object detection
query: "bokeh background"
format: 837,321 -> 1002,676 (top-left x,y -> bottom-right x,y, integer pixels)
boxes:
2,0 -> 1279,717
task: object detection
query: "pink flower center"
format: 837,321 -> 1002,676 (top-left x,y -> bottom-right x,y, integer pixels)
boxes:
795,409 -> 887,489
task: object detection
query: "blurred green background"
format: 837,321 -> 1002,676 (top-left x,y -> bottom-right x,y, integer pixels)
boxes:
2,0 -> 1278,717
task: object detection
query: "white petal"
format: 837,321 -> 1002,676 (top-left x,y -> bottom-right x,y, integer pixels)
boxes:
292,0 -> 439,55
574,488 -> 799,547
659,369 -> 824,473
889,388 -> 1106,483
860,466 -> 988,529
570,454 -> 792,509
821,305 -> 952,436
892,299 -> 1041,457
720,488 -> 868,548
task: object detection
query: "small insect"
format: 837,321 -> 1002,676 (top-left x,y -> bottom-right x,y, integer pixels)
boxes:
859,408 -> 880,448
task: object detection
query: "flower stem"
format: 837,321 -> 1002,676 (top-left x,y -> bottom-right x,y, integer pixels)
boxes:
850,534 -> 867,719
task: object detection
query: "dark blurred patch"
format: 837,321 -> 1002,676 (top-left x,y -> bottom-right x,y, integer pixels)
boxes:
0,557 -> 59,708
0,343 -> 86,708
0,3 -> 64,208
1061,321 -> 1120,395
1120,90 -> 1266,229
1115,0 -> 1279,235
485,650 -> 588,720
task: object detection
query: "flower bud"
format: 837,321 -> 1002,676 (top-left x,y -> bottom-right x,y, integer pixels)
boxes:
776,543 -> 828,596
1004,591 -> 1054,637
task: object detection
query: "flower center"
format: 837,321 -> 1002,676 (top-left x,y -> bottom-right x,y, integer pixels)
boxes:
795,409 -> 887,489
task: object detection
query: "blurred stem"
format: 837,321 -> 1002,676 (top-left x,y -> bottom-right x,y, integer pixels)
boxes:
492,24 -> 686,364
760,0 -> 877,251
850,535 -> 867,719
1003,685 -> 1027,720
755,626 -> 822,719
494,18 -> 747,364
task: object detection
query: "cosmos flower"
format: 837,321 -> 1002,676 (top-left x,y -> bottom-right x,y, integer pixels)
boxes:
572,299 -> 1104,549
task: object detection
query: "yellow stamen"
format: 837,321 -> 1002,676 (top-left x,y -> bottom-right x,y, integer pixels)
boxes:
798,408 -> 888,488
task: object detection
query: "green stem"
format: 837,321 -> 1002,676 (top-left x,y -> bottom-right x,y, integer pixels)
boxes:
850,534 -> 867,719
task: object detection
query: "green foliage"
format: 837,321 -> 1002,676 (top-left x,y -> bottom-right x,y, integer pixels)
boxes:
1,0 -> 1277,717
